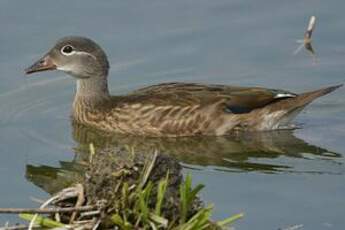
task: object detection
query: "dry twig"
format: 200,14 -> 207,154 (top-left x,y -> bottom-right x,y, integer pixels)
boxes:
0,205 -> 95,214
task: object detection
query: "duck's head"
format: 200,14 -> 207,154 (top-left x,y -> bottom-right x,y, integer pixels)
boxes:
26,36 -> 109,79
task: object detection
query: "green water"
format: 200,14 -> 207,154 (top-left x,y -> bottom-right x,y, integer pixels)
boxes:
0,1 -> 344,229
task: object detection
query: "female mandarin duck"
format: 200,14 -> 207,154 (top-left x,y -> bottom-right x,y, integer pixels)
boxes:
26,36 -> 342,137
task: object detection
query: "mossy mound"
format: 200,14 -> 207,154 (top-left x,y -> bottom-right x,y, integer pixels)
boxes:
83,147 -> 202,228
22,146 -> 241,229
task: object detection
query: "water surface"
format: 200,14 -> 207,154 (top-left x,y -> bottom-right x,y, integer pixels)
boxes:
0,1 -> 345,229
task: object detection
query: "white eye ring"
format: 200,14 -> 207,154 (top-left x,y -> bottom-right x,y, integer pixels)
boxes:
61,45 -> 75,56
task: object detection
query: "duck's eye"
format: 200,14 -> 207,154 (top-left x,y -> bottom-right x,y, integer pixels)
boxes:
61,45 -> 74,55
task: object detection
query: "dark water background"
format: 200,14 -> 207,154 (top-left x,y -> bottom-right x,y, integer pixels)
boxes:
0,1 -> 345,229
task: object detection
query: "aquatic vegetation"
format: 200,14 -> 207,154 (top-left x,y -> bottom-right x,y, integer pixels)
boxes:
2,146 -> 243,229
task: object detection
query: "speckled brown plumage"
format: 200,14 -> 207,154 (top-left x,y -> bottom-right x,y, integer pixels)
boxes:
25,36 -> 342,137
71,82 -> 341,137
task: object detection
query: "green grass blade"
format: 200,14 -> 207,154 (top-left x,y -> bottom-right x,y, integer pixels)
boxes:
179,174 -> 205,224
216,212 -> 244,227
19,213 -> 65,228
189,184 -> 204,202
111,213 -> 133,230
149,213 -> 168,227
173,205 -> 213,230
155,172 -> 169,216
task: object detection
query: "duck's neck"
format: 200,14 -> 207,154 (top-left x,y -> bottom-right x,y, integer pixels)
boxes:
73,75 -> 110,106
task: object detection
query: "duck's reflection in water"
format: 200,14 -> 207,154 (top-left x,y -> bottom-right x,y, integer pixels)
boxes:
26,122 -> 342,194
71,122 -> 341,171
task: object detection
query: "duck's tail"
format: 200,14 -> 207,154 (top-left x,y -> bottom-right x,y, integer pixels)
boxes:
248,84 -> 343,130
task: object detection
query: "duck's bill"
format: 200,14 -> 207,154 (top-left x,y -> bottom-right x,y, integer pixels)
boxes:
25,56 -> 57,74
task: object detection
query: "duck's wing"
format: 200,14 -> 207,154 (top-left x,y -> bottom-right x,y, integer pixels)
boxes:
108,83 -> 340,136
127,82 -> 296,114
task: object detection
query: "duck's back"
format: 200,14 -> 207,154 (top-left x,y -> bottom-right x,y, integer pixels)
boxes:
130,82 -> 295,109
